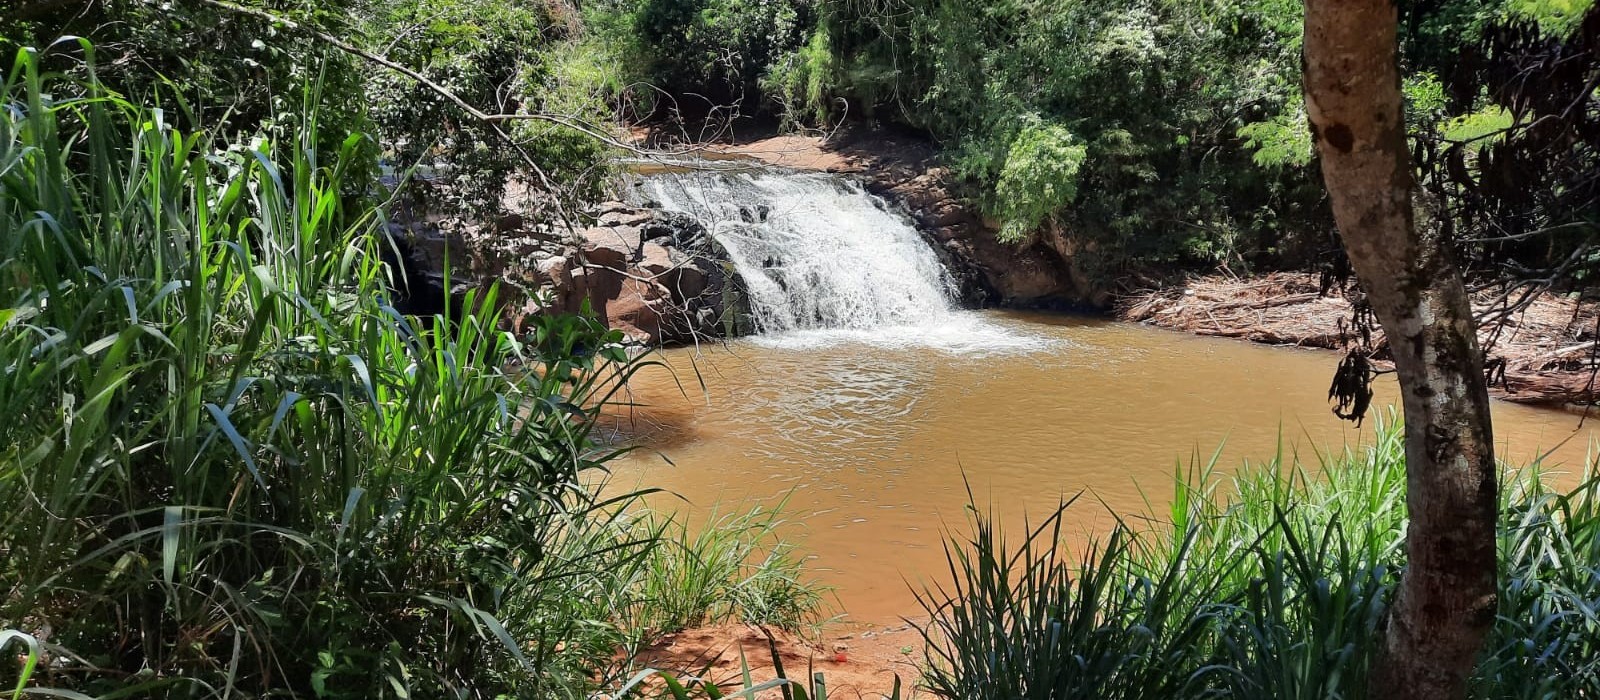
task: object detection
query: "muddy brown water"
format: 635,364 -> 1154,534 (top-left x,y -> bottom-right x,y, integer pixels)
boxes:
602,311 -> 1597,624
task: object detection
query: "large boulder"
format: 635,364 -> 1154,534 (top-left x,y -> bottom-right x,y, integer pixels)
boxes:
638,242 -> 675,276
607,277 -> 669,342
561,205 -> 731,344
384,191 -> 736,345
582,226 -> 642,270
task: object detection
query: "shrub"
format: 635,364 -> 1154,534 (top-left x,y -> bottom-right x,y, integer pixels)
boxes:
592,0 -> 813,115
365,0 -> 622,219
3,0 -> 378,182
0,45 -> 652,698
992,119 -> 1089,244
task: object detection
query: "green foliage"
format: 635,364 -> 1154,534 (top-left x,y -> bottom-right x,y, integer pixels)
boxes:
1508,0 -> 1596,37
4,0 -> 378,182
1441,105 -> 1516,146
1238,114 -> 1313,169
10,0 -> 628,224
918,416 -> 1600,698
0,630 -> 42,698
1404,72 -> 1451,125
765,24 -> 839,127
1398,2 -> 1600,275
992,120 -> 1088,243
805,0 -> 1325,278
0,47 -> 654,698
365,0 -> 620,216
590,0 -> 813,112
778,0 -> 1599,285
627,503 -> 831,634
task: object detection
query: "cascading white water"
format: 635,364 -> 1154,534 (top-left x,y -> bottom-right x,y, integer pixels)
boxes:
632,166 -> 1050,353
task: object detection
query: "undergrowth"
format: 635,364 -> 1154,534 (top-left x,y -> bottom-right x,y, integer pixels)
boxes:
0,42 -> 648,698
919,414 -> 1600,699
627,503 -> 832,636
0,43 -> 837,698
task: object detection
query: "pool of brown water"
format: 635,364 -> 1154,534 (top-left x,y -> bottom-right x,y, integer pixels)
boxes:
602,310 -> 1597,624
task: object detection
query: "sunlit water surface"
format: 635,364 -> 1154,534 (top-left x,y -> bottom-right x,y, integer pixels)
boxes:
602,311 -> 1598,623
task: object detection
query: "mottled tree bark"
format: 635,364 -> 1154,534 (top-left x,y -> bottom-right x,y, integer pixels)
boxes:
1302,1 -> 1499,698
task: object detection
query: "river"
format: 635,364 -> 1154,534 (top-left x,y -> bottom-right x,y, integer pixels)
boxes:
603,165 -> 1599,624
603,312 -> 1597,623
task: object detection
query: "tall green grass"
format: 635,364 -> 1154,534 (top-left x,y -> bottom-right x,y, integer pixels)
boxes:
919,415 -> 1600,699
0,43 -> 662,698
623,503 -> 832,635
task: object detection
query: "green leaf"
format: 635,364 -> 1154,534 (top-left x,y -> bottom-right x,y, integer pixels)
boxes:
161,506 -> 182,585
204,402 -> 265,489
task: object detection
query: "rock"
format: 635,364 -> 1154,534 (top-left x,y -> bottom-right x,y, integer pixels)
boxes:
639,242 -> 675,276
537,255 -> 572,288
670,264 -> 709,301
640,210 -> 704,244
582,226 -> 641,269
608,277 -> 668,342
593,200 -> 632,216
492,212 -> 524,233
390,187 -> 735,346
597,210 -> 654,228
928,201 -> 972,228
564,267 -> 596,315
578,265 -> 625,307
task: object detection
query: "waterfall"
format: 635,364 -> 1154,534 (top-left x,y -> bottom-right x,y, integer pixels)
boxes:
631,166 -> 1048,353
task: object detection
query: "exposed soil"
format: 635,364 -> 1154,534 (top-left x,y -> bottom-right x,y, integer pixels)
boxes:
1118,272 -> 1600,406
632,622 -> 927,699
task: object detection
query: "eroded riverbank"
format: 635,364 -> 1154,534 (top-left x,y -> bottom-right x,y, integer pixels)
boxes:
1120,272 -> 1600,406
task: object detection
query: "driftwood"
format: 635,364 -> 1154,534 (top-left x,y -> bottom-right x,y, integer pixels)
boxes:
1119,273 -> 1600,407
1496,371 -> 1599,405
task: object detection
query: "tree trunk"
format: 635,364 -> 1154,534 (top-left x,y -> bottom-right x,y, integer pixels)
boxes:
1302,2 -> 1499,698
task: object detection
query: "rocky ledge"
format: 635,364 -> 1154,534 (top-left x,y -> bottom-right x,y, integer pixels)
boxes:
389,201 -> 734,346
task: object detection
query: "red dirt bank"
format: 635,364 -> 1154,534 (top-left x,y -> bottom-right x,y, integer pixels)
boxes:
1119,273 -> 1600,407
634,622 -> 926,699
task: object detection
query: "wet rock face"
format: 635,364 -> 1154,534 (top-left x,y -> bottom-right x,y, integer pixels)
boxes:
387,200 -> 732,346
567,202 -> 729,344
815,126 -> 1089,309
862,169 -> 1078,308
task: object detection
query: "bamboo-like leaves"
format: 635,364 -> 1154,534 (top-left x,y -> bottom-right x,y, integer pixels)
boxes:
1,45 -> 662,698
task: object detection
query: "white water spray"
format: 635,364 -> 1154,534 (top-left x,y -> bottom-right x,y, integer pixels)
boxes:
632,167 -> 1049,353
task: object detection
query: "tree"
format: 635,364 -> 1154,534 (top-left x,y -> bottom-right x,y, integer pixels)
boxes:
1302,1 -> 1499,698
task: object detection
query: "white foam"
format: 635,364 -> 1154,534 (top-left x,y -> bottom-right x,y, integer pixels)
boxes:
633,168 -> 1055,356
746,312 -> 1057,356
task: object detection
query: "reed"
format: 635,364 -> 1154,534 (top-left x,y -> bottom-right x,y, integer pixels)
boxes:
625,502 -> 832,636
0,43 -> 658,698
918,414 -> 1600,699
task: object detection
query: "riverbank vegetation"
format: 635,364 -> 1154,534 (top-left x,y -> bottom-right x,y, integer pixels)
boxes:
0,49 -> 824,697
9,0 -> 1592,289
761,0 -> 1599,288
922,416 -> 1600,698
6,0 -> 1600,697
571,0 -> 1600,294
